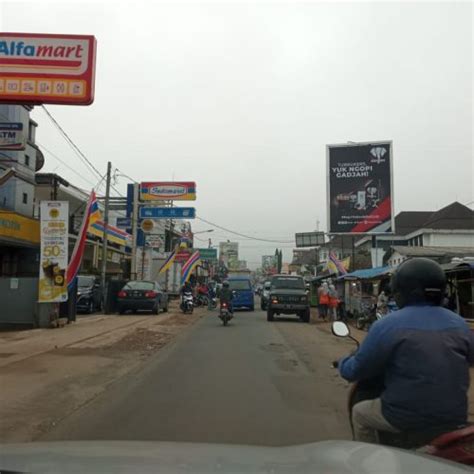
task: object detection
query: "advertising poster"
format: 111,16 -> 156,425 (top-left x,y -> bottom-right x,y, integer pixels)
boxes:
39,201 -> 69,302
0,123 -> 25,150
327,142 -> 394,234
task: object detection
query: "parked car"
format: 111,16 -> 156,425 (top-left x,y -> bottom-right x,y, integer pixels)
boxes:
260,281 -> 271,310
266,274 -> 310,323
117,280 -> 169,315
76,275 -> 102,313
228,276 -> 254,311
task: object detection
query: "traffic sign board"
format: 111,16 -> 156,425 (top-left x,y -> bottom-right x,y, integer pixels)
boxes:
139,207 -> 196,219
116,217 -> 131,228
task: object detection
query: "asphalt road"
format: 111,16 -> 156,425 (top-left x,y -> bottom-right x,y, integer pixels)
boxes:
43,307 -> 352,446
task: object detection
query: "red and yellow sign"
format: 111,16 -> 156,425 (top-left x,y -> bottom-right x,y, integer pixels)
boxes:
0,33 -> 96,105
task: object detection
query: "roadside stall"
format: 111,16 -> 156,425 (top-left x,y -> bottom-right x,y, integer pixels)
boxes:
338,266 -> 393,318
442,261 -> 474,321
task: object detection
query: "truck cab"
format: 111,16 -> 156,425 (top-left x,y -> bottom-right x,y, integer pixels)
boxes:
267,274 -> 310,323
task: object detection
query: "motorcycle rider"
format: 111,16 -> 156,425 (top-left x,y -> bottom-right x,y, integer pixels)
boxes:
180,281 -> 193,309
338,258 -> 474,444
219,280 -> 234,314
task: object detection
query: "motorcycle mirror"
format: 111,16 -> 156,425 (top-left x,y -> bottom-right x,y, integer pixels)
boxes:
332,321 -> 350,338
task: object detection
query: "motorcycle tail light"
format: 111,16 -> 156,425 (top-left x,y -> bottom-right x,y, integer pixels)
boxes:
145,291 -> 157,298
118,291 -> 127,298
222,303 -> 227,308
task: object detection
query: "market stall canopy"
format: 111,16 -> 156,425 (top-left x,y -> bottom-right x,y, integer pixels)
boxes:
338,266 -> 393,281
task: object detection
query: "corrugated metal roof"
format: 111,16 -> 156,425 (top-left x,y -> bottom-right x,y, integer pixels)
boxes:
339,266 -> 393,280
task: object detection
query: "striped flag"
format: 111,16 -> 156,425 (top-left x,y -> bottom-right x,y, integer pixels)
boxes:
159,247 -> 178,274
328,251 -> 348,275
67,190 -> 101,288
181,250 -> 201,284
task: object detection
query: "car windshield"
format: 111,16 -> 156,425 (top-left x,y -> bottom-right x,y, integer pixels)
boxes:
77,276 -> 95,288
123,281 -> 155,291
229,280 -> 251,291
2,3 -> 471,470
272,277 -> 305,290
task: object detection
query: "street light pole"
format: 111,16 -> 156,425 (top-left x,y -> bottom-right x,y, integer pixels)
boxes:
101,161 -> 112,312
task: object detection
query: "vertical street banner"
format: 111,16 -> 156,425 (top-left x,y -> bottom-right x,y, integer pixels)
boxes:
39,201 -> 69,302
327,141 -> 394,234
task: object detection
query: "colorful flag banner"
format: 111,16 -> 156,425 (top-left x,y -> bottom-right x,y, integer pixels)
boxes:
181,250 -> 201,284
67,190 -> 100,289
327,251 -> 348,275
159,247 -> 178,274
88,220 -> 132,247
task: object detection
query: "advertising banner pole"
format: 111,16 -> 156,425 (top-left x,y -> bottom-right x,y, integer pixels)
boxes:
131,183 -> 139,280
101,161 -> 111,310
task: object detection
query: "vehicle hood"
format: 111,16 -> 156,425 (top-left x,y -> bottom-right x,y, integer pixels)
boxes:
0,440 -> 468,474
270,289 -> 306,296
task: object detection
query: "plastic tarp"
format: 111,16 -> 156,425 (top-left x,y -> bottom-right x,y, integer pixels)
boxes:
338,266 -> 392,281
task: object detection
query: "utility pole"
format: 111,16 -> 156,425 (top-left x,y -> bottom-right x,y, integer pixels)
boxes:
101,161 -> 112,312
131,183 -> 139,280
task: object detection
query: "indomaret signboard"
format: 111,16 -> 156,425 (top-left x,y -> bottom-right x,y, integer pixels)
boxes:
0,33 -> 97,105
327,141 -> 394,234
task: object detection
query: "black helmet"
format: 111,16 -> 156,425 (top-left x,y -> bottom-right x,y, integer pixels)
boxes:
390,258 -> 446,308
223,280 -> 229,287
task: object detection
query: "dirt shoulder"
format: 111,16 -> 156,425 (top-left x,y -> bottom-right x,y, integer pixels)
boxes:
0,309 -> 203,443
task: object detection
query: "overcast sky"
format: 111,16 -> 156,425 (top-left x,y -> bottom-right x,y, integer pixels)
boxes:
2,0 -> 472,267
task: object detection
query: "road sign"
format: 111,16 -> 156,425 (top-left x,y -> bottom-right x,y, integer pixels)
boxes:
295,232 -> 325,248
197,248 -> 217,261
139,207 -> 196,219
116,217 -> 131,228
146,234 -> 164,249
141,219 -> 154,233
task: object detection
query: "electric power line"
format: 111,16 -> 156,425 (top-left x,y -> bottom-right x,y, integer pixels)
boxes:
195,216 -> 294,243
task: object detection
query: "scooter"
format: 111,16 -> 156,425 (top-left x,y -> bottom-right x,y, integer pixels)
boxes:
355,303 -> 378,331
219,301 -> 233,326
331,320 -> 474,465
181,292 -> 194,314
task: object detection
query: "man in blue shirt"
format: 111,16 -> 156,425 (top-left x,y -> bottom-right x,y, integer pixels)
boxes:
339,258 -> 474,443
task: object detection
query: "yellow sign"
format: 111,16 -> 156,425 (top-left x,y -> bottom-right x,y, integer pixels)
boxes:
0,210 -> 40,244
141,219 -> 154,233
39,201 -> 69,303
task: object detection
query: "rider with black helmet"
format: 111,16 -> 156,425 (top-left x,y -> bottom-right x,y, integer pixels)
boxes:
338,258 -> 474,443
219,280 -> 234,314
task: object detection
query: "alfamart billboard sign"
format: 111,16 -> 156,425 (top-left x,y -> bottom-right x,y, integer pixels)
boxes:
0,33 -> 97,105
327,141 -> 394,234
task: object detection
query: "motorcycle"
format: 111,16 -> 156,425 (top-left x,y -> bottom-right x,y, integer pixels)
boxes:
331,320 -> 474,466
219,301 -> 233,326
181,292 -> 194,314
208,296 -> 217,310
355,303 -> 378,331
195,293 -> 208,308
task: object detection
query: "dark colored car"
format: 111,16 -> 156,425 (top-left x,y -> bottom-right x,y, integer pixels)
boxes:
260,281 -> 271,310
267,275 -> 310,323
76,275 -> 102,313
117,280 -> 169,315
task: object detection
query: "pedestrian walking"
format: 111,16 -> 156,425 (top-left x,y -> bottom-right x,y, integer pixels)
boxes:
317,282 -> 329,320
328,283 -> 339,321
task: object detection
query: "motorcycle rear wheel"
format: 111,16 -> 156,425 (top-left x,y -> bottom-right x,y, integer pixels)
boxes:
356,318 -> 365,330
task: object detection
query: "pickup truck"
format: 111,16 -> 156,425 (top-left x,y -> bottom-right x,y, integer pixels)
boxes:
266,274 -> 310,323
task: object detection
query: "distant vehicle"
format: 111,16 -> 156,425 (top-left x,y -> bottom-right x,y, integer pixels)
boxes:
117,281 -> 169,315
260,281 -> 271,310
267,275 -> 310,323
76,275 -> 102,313
228,277 -> 254,311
